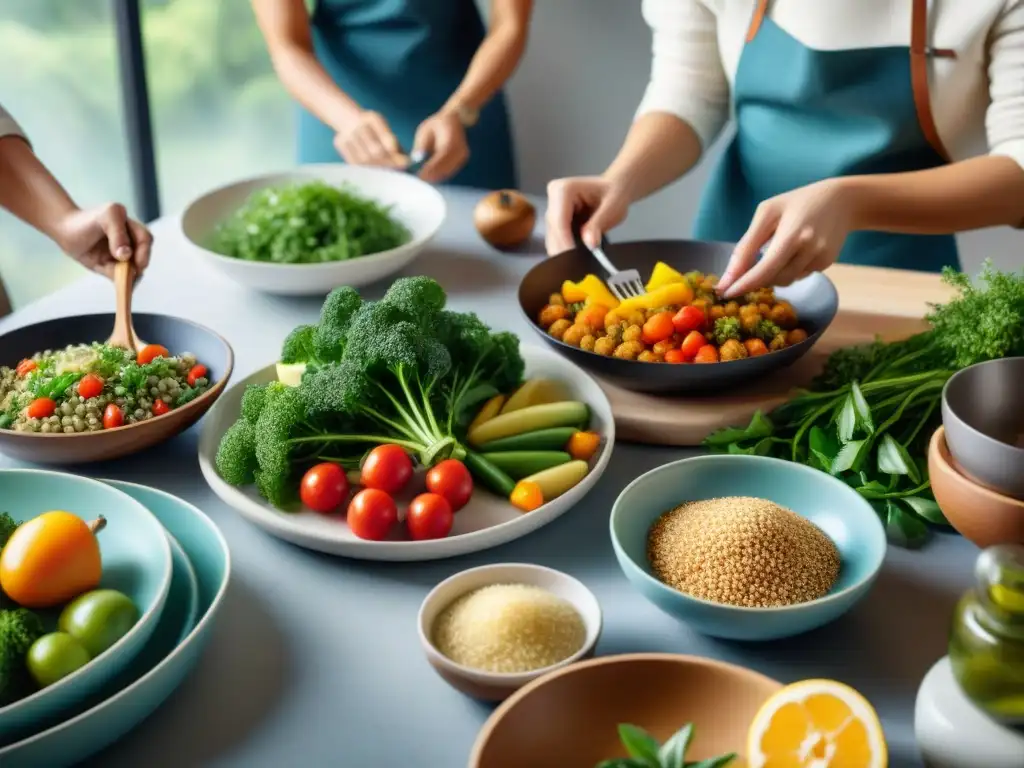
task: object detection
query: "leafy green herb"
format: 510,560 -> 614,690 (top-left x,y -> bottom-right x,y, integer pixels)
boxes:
26,371 -> 83,400
210,180 -> 411,265
595,722 -> 736,768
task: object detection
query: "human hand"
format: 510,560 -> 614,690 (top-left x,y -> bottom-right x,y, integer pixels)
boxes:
55,203 -> 153,279
412,111 -> 469,183
333,110 -> 409,169
717,179 -> 856,298
544,176 -> 630,255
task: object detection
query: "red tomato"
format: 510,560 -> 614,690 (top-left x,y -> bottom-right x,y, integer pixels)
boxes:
361,444 -> 414,494
103,404 -> 124,429
186,364 -> 208,387
679,330 -> 706,361
641,312 -> 675,345
15,359 -> 37,377
152,399 -> 170,416
137,344 -> 170,365
672,305 -> 706,334
663,348 -> 687,364
425,459 -> 473,511
77,374 -> 104,400
300,462 -> 349,513
347,488 -> 398,541
26,397 -> 56,419
406,493 -> 454,541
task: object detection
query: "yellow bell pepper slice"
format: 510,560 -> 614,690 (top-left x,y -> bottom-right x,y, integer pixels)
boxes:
560,279 -> 587,304
615,282 -> 695,315
645,261 -> 686,292
562,274 -> 619,309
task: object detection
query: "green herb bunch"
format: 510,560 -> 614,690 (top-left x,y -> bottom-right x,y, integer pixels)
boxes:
596,723 -> 736,768
210,180 -> 411,264
705,261 -> 1024,548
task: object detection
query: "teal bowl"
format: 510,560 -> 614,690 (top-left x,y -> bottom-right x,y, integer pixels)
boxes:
0,481 -> 230,768
0,471 -> 172,743
610,455 -> 887,641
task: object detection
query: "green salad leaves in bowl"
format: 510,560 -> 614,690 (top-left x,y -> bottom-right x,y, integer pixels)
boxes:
181,165 -> 446,296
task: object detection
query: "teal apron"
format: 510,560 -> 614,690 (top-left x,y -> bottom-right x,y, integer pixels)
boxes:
297,0 -> 518,190
693,0 -> 960,272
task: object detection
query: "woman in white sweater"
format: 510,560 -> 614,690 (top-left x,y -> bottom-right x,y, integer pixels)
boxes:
546,0 -> 1024,297
0,105 -> 151,312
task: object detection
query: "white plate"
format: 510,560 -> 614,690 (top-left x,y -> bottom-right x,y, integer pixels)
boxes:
197,346 -> 614,561
180,165 -> 446,296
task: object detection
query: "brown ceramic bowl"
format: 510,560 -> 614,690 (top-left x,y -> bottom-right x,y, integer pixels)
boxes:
0,313 -> 233,464
929,426 -> 1024,548
470,653 -> 781,768
418,563 -> 602,702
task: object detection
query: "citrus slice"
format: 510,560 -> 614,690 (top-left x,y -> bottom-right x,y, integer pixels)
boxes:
747,679 -> 887,768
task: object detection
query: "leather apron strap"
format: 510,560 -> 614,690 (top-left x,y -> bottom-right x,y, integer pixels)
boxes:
745,0 -> 769,43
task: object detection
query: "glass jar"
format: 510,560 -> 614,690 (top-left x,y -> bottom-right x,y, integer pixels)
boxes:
949,544 -> 1024,723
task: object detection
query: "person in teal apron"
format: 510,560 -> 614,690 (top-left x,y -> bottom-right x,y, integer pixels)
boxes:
544,0 -> 1024,296
252,0 -> 533,189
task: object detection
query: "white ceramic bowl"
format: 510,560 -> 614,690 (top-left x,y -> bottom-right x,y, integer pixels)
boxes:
197,345 -> 615,561
417,563 -> 603,702
180,165 -> 447,296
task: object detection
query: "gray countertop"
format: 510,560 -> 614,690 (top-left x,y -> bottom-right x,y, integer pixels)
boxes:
0,187 -> 977,767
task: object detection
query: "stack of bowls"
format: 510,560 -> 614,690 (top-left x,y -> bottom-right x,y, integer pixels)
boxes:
0,471 -> 231,768
932,358 -> 1024,548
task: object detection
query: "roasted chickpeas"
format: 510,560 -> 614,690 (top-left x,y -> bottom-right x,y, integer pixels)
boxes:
594,336 -> 617,356
561,323 -> 592,347
580,334 -> 597,352
622,324 -> 643,343
719,338 -> 748,361
547,318 -> 572,340
539,304 -> 570,328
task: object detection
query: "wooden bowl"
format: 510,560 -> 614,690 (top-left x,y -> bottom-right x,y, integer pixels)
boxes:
469,653 -> 781,768
929,426 -> 1024,548
0,313 -> 233,464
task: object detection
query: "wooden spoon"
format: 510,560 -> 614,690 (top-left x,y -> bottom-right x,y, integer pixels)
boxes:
106,261 -> 146,351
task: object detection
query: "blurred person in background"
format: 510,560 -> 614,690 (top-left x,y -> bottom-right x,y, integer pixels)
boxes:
545,0 -> 1024,297
0,105 -> 151,316
252,0 -> 534,189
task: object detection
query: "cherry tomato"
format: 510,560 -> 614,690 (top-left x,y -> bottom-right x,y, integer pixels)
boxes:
361,444 -> 414,494
679,330 -> 706,361
641,312 -> 675,345
425,459 -> 473,511
406,493 -> 454,541
347,488 -> 398,541
300,462 -> 349,513
26,397 -> 56,419
672,305 -> 706,334
694,344 -> 720,364
152,399 -> 170,416
102,404 -> 124,429
186,364 -> 208,387
77,374 -> 103,400
15,359 -> 37,377
136,344 -> 169,365
663,348 -> 687,364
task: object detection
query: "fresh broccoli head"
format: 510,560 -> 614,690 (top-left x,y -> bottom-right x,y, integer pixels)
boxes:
712,316 -> 742,345
0,512 -> 17,549
240,383 -> 274,425
754,319 -> 782,343
0,608 -> 44,704
380,275 -> 447,327
215,420 -> 258,486
312,285 -> 362,363
280,325 -> 317,365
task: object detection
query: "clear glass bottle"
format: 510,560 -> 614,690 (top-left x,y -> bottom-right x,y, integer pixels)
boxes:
949,544 -> 1024,723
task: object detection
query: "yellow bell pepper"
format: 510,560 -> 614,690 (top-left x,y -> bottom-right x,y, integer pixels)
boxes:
645,261 -> 687,292
560,274 -> 619,309
615,282 -> 695,316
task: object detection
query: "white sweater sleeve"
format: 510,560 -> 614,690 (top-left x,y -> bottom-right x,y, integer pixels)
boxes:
986,1 -> 1024,171
635,0 -> 730,152
0,103 -> 26,141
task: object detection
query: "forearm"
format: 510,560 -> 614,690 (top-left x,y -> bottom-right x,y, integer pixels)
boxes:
602,112 -> 702,203
845,156 -> 1024,234
443,9 -> 531,113
0,136 -> 77,244
268,44 -> 361,131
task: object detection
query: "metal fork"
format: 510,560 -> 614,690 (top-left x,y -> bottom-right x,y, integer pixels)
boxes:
571,219 -> 645,300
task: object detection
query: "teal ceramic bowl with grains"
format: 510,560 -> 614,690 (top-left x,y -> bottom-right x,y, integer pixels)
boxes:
610,455 -> 887,641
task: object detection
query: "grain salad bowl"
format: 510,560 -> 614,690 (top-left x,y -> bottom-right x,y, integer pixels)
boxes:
610,454 -> 887,641
180,165 -> 447,296
0,313 -> 233,465
417,563 -> 602,702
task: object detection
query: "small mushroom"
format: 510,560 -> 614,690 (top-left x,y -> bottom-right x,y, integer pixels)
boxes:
473,189 -> 536,249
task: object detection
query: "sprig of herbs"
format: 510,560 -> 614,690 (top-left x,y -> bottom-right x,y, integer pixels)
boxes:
705,260 -> 1023,548
596,723 -> 736,768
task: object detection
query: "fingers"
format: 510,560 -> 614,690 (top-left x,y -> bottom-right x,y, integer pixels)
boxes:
127,219 -> 153,275
336,112 -> 408,168
723,220 -> 808,298
417,121 -> 468,183
98,203 -> 132,263
544,177 -> 628,256
580,197 -> 622,249
718,201 -> 780,297
544,179 -> 580,255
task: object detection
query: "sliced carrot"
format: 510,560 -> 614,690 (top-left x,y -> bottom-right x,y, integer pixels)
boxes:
510,480 -> 544,513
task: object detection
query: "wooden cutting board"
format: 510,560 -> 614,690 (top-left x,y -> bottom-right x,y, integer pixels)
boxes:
602,263 -> 958,446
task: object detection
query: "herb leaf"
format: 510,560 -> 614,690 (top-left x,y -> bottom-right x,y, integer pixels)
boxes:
837,396 -> 857,443
882,499 -> 930,548
902,496 -> 948,525
850,381 -> 875,433
658,723 -> 694,768
685,755 -> 737,768
877,434 -> 920,483
831,438 -> 869,475
809,426 -> 839,471
703,411 -> 773,448
617,725 -> 661,765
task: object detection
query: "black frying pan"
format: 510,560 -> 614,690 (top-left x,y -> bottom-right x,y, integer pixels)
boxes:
517,238 -> 838,394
